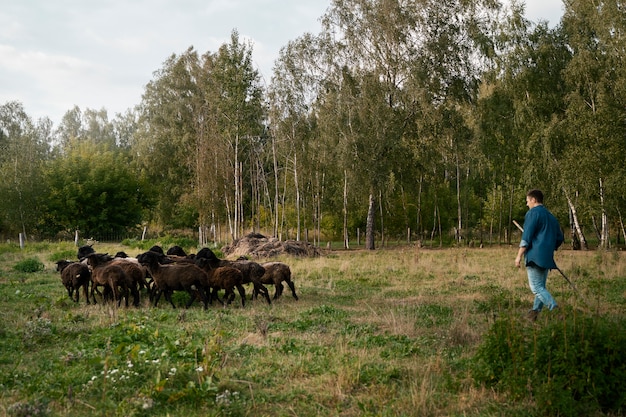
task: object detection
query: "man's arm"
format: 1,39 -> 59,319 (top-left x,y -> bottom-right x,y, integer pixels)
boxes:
515,246 -> 526,268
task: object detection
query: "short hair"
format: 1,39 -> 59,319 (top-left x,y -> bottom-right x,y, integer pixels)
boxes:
527,189 -> 544,204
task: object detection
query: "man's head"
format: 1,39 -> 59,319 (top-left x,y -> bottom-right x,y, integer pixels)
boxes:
526,189 -> 544,208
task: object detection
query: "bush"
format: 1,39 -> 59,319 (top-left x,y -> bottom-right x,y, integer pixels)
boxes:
13,258 -> 45,273
472,313 -> 626,416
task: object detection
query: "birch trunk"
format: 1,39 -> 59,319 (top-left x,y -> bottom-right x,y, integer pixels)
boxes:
379,189 -> 384,248
599,177 -> 609,249
294,153 -> 301,241
617,208 -> 626,245
455,155 -> 462,244
272,136 -> 279,238
366,192 -> 375,250
564,189 -> 588,250
343,170 -> 349,249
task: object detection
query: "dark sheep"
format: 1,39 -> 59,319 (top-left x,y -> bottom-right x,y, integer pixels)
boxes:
258,262 -> 299,300
166,245 -> 187,257
85,253 -> 136,307
195,258 -> 246,307
56,260 -> 91,304
137,250 -> 209,309
90,253 -> 145,306
195,248 -> 272,305
77,244 -> 96,260
148,245 -> 164,254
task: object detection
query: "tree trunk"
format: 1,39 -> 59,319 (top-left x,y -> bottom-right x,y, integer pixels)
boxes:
455,155 -> 462,244
416,175 -> 422,242
617,208 -> 626,245
599,177 -> 609,249
294,153 -> 301,241
272,136 -> 279,238
343,170 -> 349,249
379,189 -> 384,248
564,189 -> 588,250
507,185 -> 514,245
366,192 -> 375,250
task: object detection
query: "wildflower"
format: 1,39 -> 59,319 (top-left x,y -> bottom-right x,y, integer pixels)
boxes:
139,350 -> 146,355
195,366 -> 204,372
169,368 -> 177,376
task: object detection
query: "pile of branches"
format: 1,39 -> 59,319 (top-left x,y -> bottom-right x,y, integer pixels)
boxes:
222,233 -> 321,258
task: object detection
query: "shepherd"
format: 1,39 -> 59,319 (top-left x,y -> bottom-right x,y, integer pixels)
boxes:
514,189 -> 564,321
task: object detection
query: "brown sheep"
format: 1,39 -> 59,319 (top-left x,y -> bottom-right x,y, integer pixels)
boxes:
85,253 -> 136,307
137,250 -> 209,310
56,260 -> 91,304
90,253 -> 145,306
195,248 -> 272,305
258,262 -> 299,300
195,258 -> 246,307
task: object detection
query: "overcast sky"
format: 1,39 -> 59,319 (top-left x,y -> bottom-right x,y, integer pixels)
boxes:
0,0 -> 564,127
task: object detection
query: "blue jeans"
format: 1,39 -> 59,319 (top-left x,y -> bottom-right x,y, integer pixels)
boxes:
526,264 -> 557,311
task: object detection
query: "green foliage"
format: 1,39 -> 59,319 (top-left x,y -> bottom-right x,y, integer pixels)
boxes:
473,313 -> 626,416
42,141 -> 154,238
13,258 -> 45,273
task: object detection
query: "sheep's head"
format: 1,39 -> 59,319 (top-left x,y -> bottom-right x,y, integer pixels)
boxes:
137,251 -> 163,268
56,260 -> 72,272
196,247 -> 220,261
77,244 -> 95,261
166,245 -> 187,257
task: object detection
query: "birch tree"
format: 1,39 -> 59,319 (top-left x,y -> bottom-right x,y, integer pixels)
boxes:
0,102 -> 51,239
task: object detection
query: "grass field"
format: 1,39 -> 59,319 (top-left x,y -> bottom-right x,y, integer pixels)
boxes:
0,242 -> 624,416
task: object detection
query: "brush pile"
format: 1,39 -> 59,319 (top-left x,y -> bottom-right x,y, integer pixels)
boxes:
222,233 -> 321,258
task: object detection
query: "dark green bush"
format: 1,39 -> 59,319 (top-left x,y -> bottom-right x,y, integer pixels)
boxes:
472,313 -> 626,416
13,258 -> 45,273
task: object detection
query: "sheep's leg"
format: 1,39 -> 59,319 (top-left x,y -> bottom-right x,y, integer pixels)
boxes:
255,282 -> 271,305
199,288 -> 209,310
90,284 -> 98,304
212,288 -> 225,306
184,291 -> 195,308
123,286 -> 130,307
153,288 -> 163,307
224,289 -> 236,306
274,283 -> 284,300
131,285 -> 140,307
236,284 -> 246,307
83,282 -> 91,305
165,291 -> 176,309
287,280 -> 299,300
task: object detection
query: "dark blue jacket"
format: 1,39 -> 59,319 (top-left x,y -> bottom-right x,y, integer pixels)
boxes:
520,205 -> 564,270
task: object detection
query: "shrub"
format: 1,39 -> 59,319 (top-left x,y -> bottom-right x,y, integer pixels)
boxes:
472,313 -> 626,416
13,258 -> 45,273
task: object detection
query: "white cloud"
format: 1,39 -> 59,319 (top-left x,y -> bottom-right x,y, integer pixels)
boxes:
1,0 -> 563,126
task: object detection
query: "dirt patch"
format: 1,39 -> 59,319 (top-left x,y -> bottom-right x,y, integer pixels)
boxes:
222,233 -> 321,258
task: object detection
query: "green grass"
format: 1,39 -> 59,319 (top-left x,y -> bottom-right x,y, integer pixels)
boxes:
0,242 -> 624,416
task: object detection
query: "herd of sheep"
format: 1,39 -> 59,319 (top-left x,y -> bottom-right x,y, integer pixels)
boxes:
55,244 -> 299,309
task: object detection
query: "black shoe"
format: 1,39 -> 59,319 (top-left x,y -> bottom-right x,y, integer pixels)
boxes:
527,309 -> 539,322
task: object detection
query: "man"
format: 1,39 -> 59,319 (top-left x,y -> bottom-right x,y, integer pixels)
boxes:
515,189 -> 564,321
